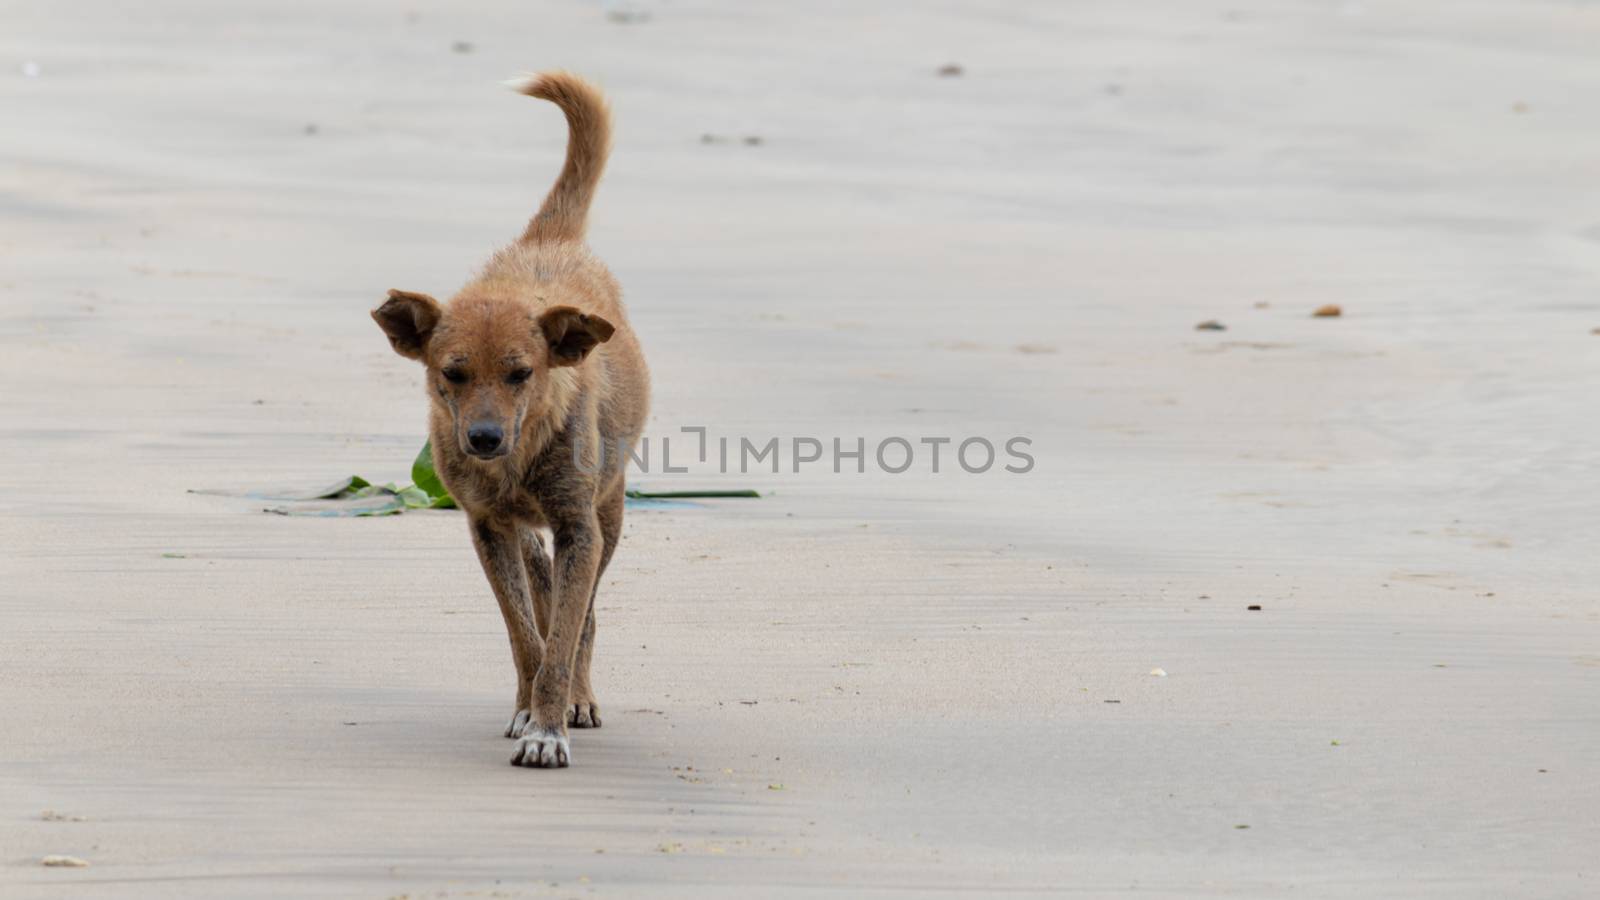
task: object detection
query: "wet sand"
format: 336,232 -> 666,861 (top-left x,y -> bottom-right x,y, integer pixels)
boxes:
2,1 -> 1598,896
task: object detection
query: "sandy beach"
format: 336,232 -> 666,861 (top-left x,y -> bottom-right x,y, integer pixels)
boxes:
3,0 -> 1598,896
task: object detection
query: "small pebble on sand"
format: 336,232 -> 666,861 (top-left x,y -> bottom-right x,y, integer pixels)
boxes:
606,6 -> 653,24
1195,320 -> 1226,331
42,855 -> 89,868
1313,304 -> 1342,318
937,63 -> 964,77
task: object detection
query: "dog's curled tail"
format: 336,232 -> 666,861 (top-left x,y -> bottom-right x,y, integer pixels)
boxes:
508,70 -> 612,245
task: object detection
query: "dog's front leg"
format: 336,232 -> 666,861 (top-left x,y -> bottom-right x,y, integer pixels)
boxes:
510,510 -> 600,768
469,516 -> 544,738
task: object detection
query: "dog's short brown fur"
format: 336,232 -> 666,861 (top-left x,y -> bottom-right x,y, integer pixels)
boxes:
372,72 -> 648,768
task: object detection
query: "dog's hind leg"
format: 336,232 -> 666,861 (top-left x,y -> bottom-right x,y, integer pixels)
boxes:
569,487 -> 622,729
470,516 -> 544,739
520,527 -> 555,639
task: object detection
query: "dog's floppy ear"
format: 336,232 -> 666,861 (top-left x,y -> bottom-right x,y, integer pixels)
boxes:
372,289 -> 442,361
538,305 -> 615,367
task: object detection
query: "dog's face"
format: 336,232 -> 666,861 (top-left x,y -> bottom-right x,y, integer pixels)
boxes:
372,289 -> 614,461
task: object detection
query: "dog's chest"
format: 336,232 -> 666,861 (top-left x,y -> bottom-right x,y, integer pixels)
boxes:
441,457 -> 542,523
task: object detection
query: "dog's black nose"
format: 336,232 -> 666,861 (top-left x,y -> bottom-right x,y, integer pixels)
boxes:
467,423 -> 504,455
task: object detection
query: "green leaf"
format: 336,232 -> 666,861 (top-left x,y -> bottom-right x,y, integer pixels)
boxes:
625,489 -> 761,499
349,497 -> 409,517
411,439 -> 456,506
239,439 -> 760,518
311,475 -> 372,499
395,485 -> 434,509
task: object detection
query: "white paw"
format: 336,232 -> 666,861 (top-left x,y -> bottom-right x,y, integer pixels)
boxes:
505,708 -> 532,738
511,727 -> 570,768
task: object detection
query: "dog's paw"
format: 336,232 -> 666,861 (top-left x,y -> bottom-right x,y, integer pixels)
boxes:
568,699 -> 602,729
505,708 -> 533,738
510,726 -> 570,768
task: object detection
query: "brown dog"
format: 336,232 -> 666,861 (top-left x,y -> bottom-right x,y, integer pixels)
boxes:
372,72 -> 648,768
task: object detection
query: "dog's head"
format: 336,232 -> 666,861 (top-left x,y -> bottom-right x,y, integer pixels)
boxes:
372,289 -> 614,461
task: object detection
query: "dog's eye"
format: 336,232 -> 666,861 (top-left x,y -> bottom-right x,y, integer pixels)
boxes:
442,368 -> 469,385
507,368 -> 533,385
